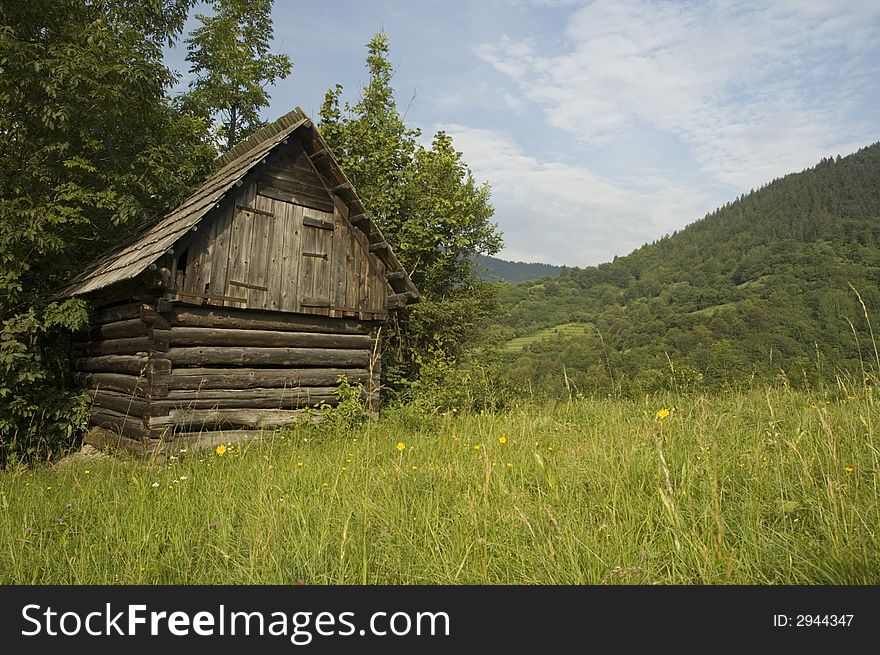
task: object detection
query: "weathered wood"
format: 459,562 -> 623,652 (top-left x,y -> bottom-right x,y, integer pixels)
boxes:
90,407 -> 152,440
93,303 -> 157,325
256,184 -> 334,213
74,355 -> 171,375
72,337 -> 150,357
236,203 -> 274,217
88,318 -> 149,340
74,372 -> 168,398
278,202 -> 302,312
263,197 -> 284,311
147,407 -> 331,431
369,241 -> 388,253
154,388 -> 338,411
87,388 -> 150,417
246,193 -> 273,308
260,168 -> 328,195
225,184 -> 256,309
227,280 -> 268,292
205,199 -> 234,305
164,386 -> 339,401
166,346 -> 371,368
176,290 -> 247,304
74,329 -> 170,356
167,367 -> 368,390
187,200 -> 219,306
300,298 -> 331,307
300,209 -> 333,308
303,216 -> 334,230
168,327 -> 372,349
385,270 -> 406,281
75,372 -> 147,396
171,306 -> 376,334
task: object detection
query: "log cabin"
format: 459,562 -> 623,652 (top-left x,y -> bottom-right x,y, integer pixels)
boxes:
59,107 -> 419,458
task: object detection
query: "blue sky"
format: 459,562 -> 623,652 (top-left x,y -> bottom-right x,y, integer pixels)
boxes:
166,0 -> 880,267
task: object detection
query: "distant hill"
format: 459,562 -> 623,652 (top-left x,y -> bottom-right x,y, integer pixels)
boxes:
494,143 -> 880,395
474,254 -> 562,283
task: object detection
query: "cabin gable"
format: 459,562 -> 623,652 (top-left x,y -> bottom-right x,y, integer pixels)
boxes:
169,132 -> 389,320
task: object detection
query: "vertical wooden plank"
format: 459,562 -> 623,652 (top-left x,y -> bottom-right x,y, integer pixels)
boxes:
350,228 -> 369,310
247,194 -> 273,309
206,198 -> 234,307
264,197 -> 282,311
300,220 -> 316,308
192,211 -> 219,303
330,207 -> 347,315
181,231 -> 202,298
281,203 -> 303,313
225,183 -> 257,309
359,251 -> 370,311
345,233 -> 360,312
298,207 -> 334,313
314,215 -> 333,311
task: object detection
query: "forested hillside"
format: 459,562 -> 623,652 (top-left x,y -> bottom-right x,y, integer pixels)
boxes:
495,143 -> 880,395
473,254 -> 561,283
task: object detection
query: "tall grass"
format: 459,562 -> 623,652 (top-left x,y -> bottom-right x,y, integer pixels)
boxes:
1,388 -> 877,584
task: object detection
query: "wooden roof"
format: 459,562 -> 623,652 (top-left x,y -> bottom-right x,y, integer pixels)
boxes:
60,108 -> 419,304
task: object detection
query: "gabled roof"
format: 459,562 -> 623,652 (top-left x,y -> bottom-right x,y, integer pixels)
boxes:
60,108 -> 419,305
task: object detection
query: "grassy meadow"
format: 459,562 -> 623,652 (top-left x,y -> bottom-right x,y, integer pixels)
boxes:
1,388 -> 878,584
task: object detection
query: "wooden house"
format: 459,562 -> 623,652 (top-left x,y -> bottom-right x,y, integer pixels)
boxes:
60,108 -> 418,457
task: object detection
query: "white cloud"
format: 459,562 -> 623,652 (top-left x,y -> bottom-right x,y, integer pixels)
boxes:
477,0 -> 880,190
444,124 -> 713,266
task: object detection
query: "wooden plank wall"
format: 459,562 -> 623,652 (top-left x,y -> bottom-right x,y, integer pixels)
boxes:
176,144 -> 390,320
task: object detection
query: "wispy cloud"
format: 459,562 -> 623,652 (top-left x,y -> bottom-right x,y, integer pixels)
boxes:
444,124 -> 713,265
477,0 -> 880,189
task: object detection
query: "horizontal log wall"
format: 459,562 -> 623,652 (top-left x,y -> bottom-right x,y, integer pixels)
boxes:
153,307 -> 378,434
73,300 -> 169,441
167,367 -> 368,390
74,301 -> 381,445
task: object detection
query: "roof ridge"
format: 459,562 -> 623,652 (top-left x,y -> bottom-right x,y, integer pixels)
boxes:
214,107 -> 307,169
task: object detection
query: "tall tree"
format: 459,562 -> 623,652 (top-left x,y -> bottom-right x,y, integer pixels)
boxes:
183,0 -> 292,151
320,33 -> 502,384
0,0 -> 215,463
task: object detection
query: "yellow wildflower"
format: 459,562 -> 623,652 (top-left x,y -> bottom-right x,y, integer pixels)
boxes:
844,466 -> 855,474
499,435 -> 508,445
506,463 -> 513,468
215,444 -> 227,456
296,461 -> 303,468
656,408 -> 670,420
473,444 -> 481,451
83,469 -> 90,475
396,442 -> 406,452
